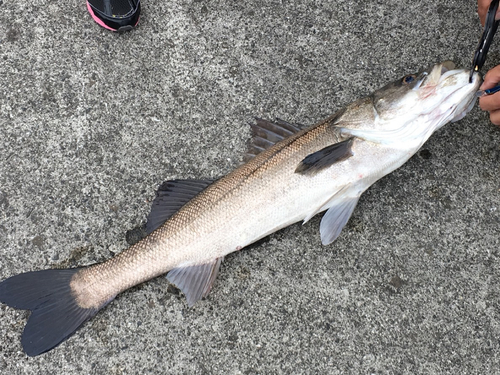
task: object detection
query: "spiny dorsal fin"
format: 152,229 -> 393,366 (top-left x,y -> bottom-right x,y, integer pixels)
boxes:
295,138 -> 354,175
145,179 -> 214,234
167,258 -> 224,306
243,118 -> 303,162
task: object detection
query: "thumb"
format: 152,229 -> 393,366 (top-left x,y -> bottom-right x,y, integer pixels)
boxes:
480,65 -> 500,90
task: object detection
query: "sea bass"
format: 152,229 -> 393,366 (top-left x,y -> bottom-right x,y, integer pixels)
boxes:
0,62 -> 481,356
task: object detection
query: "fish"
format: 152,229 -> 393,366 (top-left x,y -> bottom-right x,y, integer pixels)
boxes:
0,61 -> 481,356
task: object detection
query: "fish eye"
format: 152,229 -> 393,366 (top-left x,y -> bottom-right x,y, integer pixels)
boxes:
403,75 -> 416,84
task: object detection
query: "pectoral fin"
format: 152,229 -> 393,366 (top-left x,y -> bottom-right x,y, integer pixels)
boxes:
146,179 -> 214,234
166,257 -> 224,306
320,196 -> 360,245
295,139 -> 353,175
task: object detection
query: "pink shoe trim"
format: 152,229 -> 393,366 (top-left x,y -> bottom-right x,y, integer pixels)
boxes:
86,2 -> 117,31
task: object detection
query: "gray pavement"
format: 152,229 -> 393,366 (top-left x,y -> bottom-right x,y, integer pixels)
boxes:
1,0 -> 499,373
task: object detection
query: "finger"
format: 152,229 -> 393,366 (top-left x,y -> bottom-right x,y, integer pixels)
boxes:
489,109 -> 500,126
477,1 -> 500,26
479,92 -> 500,111
480,65 -> 500,90
478,0 -> 489,26
478,0 -> 493,25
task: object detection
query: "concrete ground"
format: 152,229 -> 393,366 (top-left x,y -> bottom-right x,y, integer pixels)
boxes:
0,0 -> 499,373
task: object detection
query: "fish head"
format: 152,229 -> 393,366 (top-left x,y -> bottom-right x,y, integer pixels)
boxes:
372,61 -> 481,124
341,61 -> 481,148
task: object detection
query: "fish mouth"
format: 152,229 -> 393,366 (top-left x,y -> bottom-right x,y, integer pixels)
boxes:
418,61 -> 456,88
416,61 -> 481,97
410,62 -> 454,92
417,61 -> 482,124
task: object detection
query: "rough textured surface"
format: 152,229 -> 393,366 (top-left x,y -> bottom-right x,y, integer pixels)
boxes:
0,0 -> 499,373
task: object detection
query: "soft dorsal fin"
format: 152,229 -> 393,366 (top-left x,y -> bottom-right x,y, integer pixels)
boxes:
145,179 -> 214,234
167,258 -> 224,306
295,138 -> 354,176
243,118 -> 303,162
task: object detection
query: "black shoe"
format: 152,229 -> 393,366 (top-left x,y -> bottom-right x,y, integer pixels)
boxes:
86,0 -> 140,32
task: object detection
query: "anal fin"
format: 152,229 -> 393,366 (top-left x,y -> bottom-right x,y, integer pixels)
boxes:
166,257 -> 223,306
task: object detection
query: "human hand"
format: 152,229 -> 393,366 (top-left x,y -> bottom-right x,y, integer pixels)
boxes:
478,0 -> 500,26
479,65 -> 500,125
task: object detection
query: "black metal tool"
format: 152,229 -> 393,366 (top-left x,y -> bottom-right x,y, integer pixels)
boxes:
471,0 -> 500,82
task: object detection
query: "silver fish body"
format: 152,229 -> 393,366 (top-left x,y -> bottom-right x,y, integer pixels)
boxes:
0,62 -> 481,356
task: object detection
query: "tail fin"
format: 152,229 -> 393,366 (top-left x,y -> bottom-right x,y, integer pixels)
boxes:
0,269 -> 101,356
